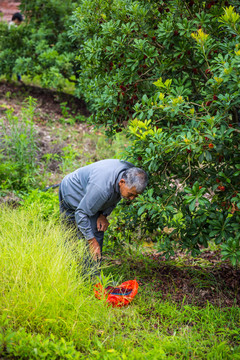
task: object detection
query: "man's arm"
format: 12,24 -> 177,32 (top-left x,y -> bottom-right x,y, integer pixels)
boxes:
74,183 -> 110,259
88,237 -> 101,261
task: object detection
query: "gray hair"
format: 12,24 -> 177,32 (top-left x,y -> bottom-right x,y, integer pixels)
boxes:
122,167 -> 148,193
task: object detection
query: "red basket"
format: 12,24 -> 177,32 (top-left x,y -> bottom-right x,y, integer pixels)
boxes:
94,280 -> 139,307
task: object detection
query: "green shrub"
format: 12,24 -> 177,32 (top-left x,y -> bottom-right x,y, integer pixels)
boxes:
69,0 -> 240,133
120,5 -> 240,265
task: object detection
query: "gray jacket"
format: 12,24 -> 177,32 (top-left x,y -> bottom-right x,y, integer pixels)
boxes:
60,159 -> 134,240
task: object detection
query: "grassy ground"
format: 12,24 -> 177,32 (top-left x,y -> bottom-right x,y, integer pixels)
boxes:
0,84 -> 239,359
0,205 -> 239,359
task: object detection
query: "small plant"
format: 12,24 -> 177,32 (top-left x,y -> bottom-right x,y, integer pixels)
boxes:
59,145 -> 78,173
0,97 -> 39,191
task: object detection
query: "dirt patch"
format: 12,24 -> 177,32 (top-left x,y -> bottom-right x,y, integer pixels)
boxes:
0,81 -> 91,122
110,250 -> 240,308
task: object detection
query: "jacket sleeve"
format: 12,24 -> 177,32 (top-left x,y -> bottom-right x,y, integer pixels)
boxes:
75,183 -> 109,240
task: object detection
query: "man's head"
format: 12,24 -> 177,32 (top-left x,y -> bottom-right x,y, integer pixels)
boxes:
119,167 -> 148,200
12,12 -> 23,25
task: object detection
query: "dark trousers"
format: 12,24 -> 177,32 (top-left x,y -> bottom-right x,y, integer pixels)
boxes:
59,185 -> 104,275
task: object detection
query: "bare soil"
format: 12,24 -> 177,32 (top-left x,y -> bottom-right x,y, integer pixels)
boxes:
110,249 -> 240,308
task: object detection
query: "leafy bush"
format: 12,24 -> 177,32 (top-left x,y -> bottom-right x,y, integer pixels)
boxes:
0,0 -> 78,87
120,5 -> 240,265
69,0 -> 240,134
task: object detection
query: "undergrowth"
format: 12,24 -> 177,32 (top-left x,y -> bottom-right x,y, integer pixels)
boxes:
0,204 -> 239,359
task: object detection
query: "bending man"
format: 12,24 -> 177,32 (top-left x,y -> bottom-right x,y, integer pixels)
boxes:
59,159 -> 148,260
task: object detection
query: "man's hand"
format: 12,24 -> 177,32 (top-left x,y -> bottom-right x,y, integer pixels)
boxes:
97,214 -> 109,232
88,237 -> 101,261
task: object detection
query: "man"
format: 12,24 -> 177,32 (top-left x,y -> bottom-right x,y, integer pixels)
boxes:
59,159 -> 148,261
8,12 -> 23,28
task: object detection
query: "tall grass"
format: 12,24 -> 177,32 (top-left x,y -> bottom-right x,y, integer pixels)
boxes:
0,205 -> 109,350
0,204 -> 239,359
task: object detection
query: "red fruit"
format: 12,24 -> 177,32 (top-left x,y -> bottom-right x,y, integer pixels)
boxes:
116,128 -> 122,133
174,30 -> 179,36
143,34 -> 148,38
109,62 -> 113,67
208,143 -> 214,149
121,92 -> 125,96
218,186 -> 225,191
198,25 -> 202,29
166,8 -> 170,12
158,7 -> 164,13
152,36 -> 156,41
137,156 -> 142,161
192,68 -> 198,74
213,95 -> 218,100
143,64 -> 147,68
206,101 -> 212,106
137,70 -> 142,75
205,69 -> 211,75
205,137 -> 209,141
206,3 -> 212,9
216,179 -> 220,183
187,50 -> 191,55
218,155 -> 224,162
177,54 -> 182,59
199,186 -> 203,189
229,124 -> 233,127
143,55 -> 147,59
118,63 -> 122,68
187,149 -> 192,153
